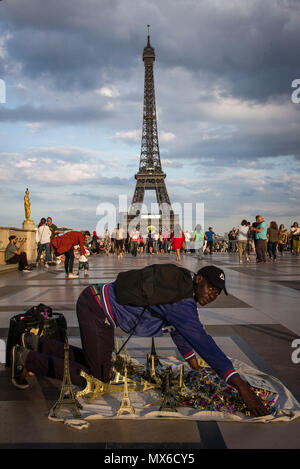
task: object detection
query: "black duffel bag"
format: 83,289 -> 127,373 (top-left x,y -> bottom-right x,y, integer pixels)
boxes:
6,303 -> 67,367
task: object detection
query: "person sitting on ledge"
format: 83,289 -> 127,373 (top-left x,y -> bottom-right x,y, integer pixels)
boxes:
10,265 -> 269,417
5,235 -> 31,272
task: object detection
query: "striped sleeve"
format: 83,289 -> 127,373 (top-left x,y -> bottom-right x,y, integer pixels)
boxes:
170,329 -> 196,362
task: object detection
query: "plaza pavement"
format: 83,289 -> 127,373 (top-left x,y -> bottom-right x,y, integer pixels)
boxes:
0,251 -> 300,449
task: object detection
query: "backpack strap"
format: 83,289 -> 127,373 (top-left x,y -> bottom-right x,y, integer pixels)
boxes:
116,306 -> 147,355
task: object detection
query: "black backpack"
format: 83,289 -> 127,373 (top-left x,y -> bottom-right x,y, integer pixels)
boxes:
115,263 -> 194,306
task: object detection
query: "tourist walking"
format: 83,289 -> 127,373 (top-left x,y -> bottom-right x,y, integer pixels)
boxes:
138,235 -> 145,256
228,228 -> 237,253
192,224 -> 205,260
36,218 -> 52,267
50,231 -> 90,278
153,232 -> 159,254
236,220 -> 250,264
47,217 -> 60,264
184,231 -> 191,254
158,232 -> 164,253
247,221 -> 256,255
147,231 -> 154,255
163,230 -> 170,254
290,222 -> 300,255
103,229 -> 111,256
90,231 -> 100,255
125,233 -> 131,254
267,221 -> 279,261
171,225 -> 185,263
251,216 -> 267,263
115,224 -> 125,259
130,228 -> 139,257
205,227 -> 215,255
278,224 -> 287,256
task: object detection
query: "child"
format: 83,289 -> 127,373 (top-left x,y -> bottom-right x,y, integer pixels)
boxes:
77,247 -> 90,277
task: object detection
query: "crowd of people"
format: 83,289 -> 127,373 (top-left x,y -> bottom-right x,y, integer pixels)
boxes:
4,216 -> 300,273
83,217 -> 300,266
226,218 -> 300,263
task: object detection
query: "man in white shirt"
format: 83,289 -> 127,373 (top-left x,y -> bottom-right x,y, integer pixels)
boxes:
115,224 -> 125,259
185,231 -> 191,253
130,229 -> 139,257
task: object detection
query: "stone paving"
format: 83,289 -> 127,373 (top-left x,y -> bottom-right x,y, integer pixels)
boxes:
0,251 -> 300,449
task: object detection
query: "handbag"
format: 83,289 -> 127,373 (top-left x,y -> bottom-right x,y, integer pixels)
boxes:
5,303 -> 67,367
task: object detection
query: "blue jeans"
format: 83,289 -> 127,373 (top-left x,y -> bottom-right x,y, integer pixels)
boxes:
36,243 -> 51,262
268,242 -> 277,259
195,243 -> 203,259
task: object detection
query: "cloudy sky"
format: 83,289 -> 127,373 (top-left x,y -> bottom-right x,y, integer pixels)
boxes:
1,0 -> 300,234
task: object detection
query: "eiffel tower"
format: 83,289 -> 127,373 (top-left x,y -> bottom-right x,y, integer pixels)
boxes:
127,26 -> 175,233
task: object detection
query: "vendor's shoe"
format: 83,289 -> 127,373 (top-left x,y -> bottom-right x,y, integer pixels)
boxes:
11,345 -> 30,390
68,273 -> 78,279
21,332 -> 39,352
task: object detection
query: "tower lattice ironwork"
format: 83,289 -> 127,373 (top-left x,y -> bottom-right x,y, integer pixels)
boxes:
129,27 -> 173,227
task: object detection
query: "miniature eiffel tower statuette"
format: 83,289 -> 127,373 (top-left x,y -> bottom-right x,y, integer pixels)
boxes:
51,336 -> 82,419
121,337 -> 131,362
159,367 -> 177,412
76,370 -> 108,402
179,365 -> 185,389
151,337 -> 161,367
151,354 -> 156,380
115,337 -> 120,354
117,365 -> 135,415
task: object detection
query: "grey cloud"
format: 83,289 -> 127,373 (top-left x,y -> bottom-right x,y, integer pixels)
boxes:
0,103 -> 113,123
2,0 -> 300,101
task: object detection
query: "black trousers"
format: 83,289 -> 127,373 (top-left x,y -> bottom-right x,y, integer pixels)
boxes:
25,287 -> 115,385
64,248 -> 75,273
6,252 -> 28,271
256,239 -> 266,262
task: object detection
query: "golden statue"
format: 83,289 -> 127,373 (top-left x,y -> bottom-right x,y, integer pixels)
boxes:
24,188 -> 31,221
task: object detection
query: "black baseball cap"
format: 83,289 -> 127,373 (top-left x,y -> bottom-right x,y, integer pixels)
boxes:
197,265 -> 228,295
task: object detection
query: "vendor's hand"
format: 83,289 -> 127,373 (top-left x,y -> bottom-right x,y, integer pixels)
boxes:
188,357 -> 200,370
230,376 -> 270,417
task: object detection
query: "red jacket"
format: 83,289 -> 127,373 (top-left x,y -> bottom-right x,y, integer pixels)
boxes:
50,231 -> 86,256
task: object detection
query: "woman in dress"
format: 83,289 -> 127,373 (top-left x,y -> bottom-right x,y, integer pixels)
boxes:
171,225 -> 185,263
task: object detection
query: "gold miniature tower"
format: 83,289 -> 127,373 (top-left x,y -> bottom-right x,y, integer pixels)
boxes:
117,365 -> 135,415
179,365 -> 185,389
51,336 -> 82,419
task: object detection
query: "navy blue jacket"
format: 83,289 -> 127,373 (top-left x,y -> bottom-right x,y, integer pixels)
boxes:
90,282 -> 239,384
